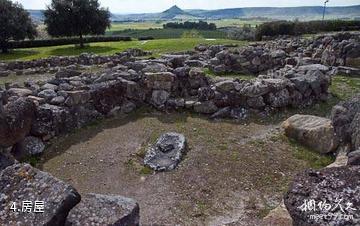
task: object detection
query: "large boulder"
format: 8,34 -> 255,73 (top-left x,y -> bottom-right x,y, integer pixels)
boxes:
284,166 -> 360,226
0,98 -> 35,148
144,132 -> 187,171
0,164 -> 81,226
66,193 -> 140,226
282,114 -> 339,154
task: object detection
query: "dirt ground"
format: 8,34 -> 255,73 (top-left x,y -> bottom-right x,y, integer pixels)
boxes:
40,109 -> 332,225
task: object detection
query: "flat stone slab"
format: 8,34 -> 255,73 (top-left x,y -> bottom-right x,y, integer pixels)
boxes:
66,193 -> 140,226
0,163 -> 81,226
144,132 -> 187,171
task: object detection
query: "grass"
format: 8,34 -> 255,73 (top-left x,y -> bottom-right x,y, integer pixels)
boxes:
109,28 -> 228,39
208,19 -> 264,28
23,156 -> 41,167
108,21 -> 164,32
0,38 -> 247,61
140,166 -> 153,175
330,75 -> 360,100
271,134 -> 334,169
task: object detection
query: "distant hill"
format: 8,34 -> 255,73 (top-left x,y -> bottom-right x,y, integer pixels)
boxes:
114,5 -> 360,21
28,5 -> 360,22
187,5 -> 360,20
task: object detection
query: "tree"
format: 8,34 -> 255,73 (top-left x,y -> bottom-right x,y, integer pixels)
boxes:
44,0 -> 110,48
0,0 -> 37,53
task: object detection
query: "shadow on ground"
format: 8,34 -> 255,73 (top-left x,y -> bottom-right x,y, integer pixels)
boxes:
49,45 -> 117,56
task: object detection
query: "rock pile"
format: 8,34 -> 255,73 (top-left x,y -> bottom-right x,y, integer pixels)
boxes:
201,32 -> 360,75
0,49 -> 151,73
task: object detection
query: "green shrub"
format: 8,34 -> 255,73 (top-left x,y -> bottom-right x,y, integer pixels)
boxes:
255,20 -> 360,40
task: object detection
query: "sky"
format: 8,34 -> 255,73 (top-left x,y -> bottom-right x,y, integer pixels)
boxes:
15,0 -> 360,13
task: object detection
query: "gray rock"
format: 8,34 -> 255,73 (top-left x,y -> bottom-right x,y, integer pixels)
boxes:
144,132 -> 187,171
284,166 -> 360,226
31,104 -> 73,139
215,80 -> 236,92
41,83 -> 58,91
38,89 -> 57,100
282,114 -> 339,154
66,193 -> 139,226
120,101 -> 137,114
167,98 -> 185,109
348,150 -> 360,166
350,113 -> 360,151
0,70 -> 10,77
247,96 -> 266,109
297,64 -> 329,73
8,88 -> 33,97
151,90 -> 169,107
194,101 -> 218,114
210,107 -> 231,119
50,96 -> 66,105
331,95 -> 360,147
64,90 -> 91,107
0,163 -> 81,226
145,72 -> 176,92
266,89 -> 290,108
0,98 -> 35,148
0,151 -> 16,171
55,70 -> 81,79
240,80 -> 270,97
142,62 -> 168,73
271,50 -> 286,58
198,87 -> 215,101
12,136 -> 45,159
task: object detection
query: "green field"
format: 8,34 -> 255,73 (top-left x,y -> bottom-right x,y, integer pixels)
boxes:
0,38 -> 246,61
109,28 -> 228,39
209,19 -> 264,28
108,21 -> 164,31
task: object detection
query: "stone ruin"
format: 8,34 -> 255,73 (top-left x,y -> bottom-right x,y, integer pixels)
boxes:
0,32 -> 359,225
